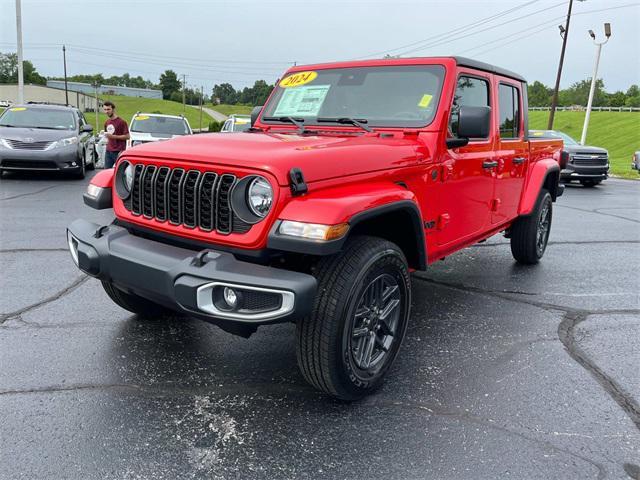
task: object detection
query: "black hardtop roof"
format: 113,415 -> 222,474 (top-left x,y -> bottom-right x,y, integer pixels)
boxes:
453,56 -> 526,83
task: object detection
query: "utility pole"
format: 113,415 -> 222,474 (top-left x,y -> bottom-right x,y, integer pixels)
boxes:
581,23 -> 611,145
548,0 -> 585,129
15,0 -> 24,104
199,85 -> 203,131
93,82 -> 99,131
182,74 -> 186,114
63,45 -> 69,105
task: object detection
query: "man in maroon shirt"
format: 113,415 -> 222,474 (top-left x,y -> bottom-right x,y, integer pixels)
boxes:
102,101 -> 130,168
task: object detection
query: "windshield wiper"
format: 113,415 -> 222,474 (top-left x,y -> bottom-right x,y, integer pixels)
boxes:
263,116 -> 307,134
317,117 -> 372,133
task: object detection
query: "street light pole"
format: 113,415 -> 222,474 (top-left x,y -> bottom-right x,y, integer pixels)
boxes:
63,45 -> 69,105
580,23 -> 611,145
15,0 -> 24,104
548,0 -> 585,130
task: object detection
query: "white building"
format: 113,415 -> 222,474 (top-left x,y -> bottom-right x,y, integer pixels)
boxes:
0,84 -> 98,112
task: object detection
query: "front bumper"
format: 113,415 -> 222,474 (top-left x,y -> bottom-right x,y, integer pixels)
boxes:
560,163 -> 609,181
67,219 -> 317,325
0,145 -> 80,171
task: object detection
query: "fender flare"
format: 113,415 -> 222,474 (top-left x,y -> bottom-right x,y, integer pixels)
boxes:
268,182 -> 426,268
518,159 -> 560,216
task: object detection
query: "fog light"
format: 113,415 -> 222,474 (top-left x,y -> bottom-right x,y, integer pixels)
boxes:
223,287 -> 238,308
67,231 -> 79,266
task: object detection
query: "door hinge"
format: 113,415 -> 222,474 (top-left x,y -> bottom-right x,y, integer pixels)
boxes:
437,213 -> 450,230
491,199 -> 501,212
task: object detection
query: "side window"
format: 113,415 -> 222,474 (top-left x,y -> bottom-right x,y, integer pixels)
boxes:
449,76 -> 490,139
498,83 -> 520,139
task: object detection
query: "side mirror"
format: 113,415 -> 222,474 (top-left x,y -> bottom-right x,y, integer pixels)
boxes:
447,105 -> 491,149
250,105 -> 263,127
81,124 -> 94,133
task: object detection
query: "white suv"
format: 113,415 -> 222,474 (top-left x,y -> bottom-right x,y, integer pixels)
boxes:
220,114 -> 251,133
127,113 -> 192,147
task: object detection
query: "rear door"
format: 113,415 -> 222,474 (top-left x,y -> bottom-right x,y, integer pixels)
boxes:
492,79 -> 528,224
437,71 -> 496,247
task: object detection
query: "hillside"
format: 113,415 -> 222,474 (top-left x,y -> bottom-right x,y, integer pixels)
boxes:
529,111 -> 640,179
209,104 -> 253,116
90,95 -> 214,132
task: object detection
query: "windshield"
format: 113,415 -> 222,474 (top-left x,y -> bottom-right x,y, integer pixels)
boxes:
130,115 -> 189,135
262,65 -> 445,128
232,117 -> 251,132
529,130 -> 578,145
0,107 -> 76,130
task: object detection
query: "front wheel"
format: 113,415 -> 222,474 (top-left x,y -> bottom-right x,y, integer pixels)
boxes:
510,189 -> 552,264
85,146 -> 95,171
296,236 -> 411,400
71,154 -> 86,179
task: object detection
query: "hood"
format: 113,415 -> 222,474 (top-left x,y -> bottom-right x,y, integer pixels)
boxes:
564,144 -> 608,155
0,126 -> 77,142
123,131 -> 432,185
129,131 -> 183,142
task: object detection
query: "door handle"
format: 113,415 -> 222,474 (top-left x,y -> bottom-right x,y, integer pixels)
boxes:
512,157 -> 526,165
482,161 -> 498,169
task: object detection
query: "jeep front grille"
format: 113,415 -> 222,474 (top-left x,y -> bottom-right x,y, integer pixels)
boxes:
124,164 -> 251,235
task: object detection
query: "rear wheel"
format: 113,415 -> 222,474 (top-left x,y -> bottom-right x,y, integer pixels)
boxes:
296,236 -> 411,400
510,189 -> 552,264
101,281 -> 173,318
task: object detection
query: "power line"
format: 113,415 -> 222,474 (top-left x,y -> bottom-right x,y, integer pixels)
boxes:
353,0 -> 546,59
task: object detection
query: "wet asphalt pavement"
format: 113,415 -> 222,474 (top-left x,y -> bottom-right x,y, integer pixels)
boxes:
0,172 -> 639,480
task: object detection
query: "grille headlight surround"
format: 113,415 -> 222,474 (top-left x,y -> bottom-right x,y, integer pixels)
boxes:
230,175 -> 273,224
114,160 -> 134,199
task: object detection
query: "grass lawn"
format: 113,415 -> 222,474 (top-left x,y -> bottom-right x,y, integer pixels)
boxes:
529,111 -> 640,179
90,95 -> 214,133
209,104 -> 253,116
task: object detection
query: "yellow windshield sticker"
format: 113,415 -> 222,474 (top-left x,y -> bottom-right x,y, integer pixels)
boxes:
532,131 -> 544,136
280,71 -> 318,88
418,94 -> 433,108
134,115 -> 150,120
10,107 -> 26,111
235,119 -> 249,124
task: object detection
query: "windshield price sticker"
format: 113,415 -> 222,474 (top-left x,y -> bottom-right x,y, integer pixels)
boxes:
279,71 -> 318,88
273,85 -> 331,117
9,107 -> 26,111
418,94 -> 433,108
134,115 -> 150,120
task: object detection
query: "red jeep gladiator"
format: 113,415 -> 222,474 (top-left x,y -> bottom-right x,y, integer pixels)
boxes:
68,56 -> 563,400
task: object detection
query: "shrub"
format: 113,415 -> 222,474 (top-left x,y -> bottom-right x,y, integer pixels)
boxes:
208,120 -> 223,132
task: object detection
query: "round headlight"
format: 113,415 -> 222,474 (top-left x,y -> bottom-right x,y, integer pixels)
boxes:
247,176 -> 273,218
123,163 -> 134,192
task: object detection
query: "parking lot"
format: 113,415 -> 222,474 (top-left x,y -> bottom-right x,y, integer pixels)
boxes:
0,172 -> 638,479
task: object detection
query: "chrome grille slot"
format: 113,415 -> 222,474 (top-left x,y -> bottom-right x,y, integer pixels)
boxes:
154,167 -> 170,221
198,173 -> 218,231
130,164 -> 145,215
182,170 -> 201,228
168,168 -> 185,225
141,165 -> 156,218
216,174 -> 236,234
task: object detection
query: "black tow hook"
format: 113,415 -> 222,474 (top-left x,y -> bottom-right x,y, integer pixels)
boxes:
191,249 -> 222,267
94,225 -> 110,238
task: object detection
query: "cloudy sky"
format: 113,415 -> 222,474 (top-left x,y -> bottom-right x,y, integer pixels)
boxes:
1,0 -> 639,93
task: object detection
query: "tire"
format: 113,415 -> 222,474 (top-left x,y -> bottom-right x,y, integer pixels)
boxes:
296,236 -> 411,401
580,179 -> 601,187
71,153 -> 86,179
510,189 -> 552,264
101,281 -> 173,318
85,146 -> 95,171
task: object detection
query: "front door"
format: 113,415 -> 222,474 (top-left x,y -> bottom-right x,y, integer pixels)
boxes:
437,72 -> 496,247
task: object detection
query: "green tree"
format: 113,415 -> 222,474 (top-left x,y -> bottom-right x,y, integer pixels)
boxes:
212,83 -> 237,104
606,91 -> 626,107
159,70 -> 181,100
528,81 -> 552,107
0,52 -> 46,85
